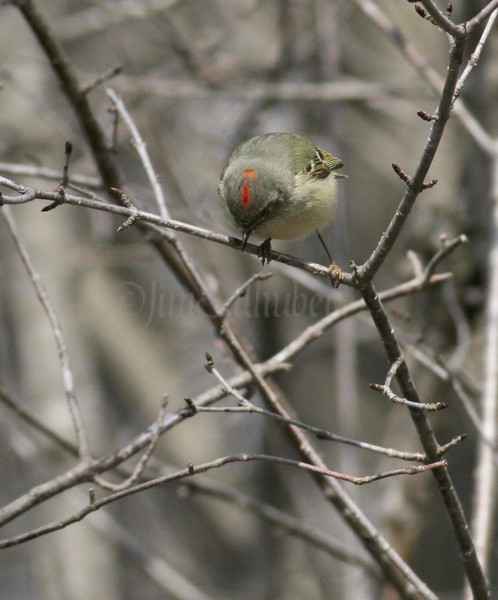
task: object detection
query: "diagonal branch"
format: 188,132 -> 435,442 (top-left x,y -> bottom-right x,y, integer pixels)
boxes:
357,278 -> 488,599
1,206 -> 89,460
0,452 -> 446,550
354,35 -> 467,282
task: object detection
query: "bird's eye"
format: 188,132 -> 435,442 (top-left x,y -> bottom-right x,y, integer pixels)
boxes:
260,203 -> 272,218
253,202 -> 274,227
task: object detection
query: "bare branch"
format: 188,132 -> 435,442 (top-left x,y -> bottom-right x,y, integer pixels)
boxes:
0,452 -> 446,550
94,398 -> 167,492
354,0 -> 495,154
201,356 -> 428,462
466,0 -> 498,31
222,272 -> 273,316
182,476 -> 380,576
469,150 -> 498,581
357,277 -> 487,597
80,64 -> 122,95
418,0 -> 464,36
0,162 -> 101,189
369,383 -> 447,412
8,2 -> 495,595
0,178 -> 466,290
0,176 -> 36,204
356,35 -> 467,281
453,8 -> 498,103
0,384 -> 380,576
116,76 -> 386,102
1,206 -> 89,460
111,187 -> 139,232
106,87 -> 170,220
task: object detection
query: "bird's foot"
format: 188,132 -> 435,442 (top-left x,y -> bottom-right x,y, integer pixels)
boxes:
328,262 -> 342,288
258,238 -> 273,265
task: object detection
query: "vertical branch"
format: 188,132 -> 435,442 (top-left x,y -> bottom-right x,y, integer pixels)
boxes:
105,87 -> 170,220
469,151 -> 498,581
358,36 -> 466,281
1,206 -> 90,460
357,279 -> 489,600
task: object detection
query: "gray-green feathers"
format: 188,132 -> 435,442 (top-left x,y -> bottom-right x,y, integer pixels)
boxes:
219,133 -> 345,245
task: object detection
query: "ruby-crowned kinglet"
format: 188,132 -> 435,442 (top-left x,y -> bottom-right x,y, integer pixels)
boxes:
218,133 -> 346,252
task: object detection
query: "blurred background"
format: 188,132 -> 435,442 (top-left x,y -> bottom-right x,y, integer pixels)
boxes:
0,1 -> 496,598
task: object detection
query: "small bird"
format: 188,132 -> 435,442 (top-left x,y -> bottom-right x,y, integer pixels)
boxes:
218,132 -> 346,261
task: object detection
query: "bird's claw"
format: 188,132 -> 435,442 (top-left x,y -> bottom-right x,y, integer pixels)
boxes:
258,238 -> 273,265
328,262 -> 342,288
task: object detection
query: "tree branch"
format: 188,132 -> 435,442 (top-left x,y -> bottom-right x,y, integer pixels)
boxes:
1,206 -> 89,460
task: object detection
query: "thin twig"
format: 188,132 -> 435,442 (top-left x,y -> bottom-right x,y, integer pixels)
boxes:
0,161 -> 102,188
356,36 -> 467,282
372,359 -> 447,411
418,0 -> 464,36
0,176 -> 36,204
358,278 -> 487,598
0,384 -> 78,455
1,206 -> 89,460
94,398 -> 167,492
10,3 -> 484,596
0,383 -> 378,575
201,357 -> 427,462
466,0 -> 498,31
182,475 -> 379,576
80,64 -> 122,95
385,359 -> 402,388
105,87 -> 169,220
354,0 -> 494,154
222,272 -> 273,316
111,187 -> 139,231
0,178 -> 345,280
468,149 -> 498,581
369,383 -> 447,412
453,9 -> 498,103
0,452 -> 447,550
407,345 -> 491,439
437,435 -> 467,457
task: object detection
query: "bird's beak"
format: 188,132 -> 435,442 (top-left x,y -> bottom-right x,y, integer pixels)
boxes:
241,229 -> 251,251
